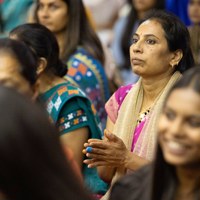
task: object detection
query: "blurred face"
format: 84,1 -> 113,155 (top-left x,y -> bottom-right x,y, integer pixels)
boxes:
0,52 -> 33,97
188,0 -> 200,24
158,88 -> 200,168
130,19 -> 174,78
133,0 -> 156,12
37,0 -> 68,33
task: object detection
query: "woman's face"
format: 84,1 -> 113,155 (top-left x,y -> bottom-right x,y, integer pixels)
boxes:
130,19 -> 174,78
0,52 -> 33,96
133,0 -> 156,12
37,0 -> 68,33
188,0 -> 200,24
158,88 -> 200,167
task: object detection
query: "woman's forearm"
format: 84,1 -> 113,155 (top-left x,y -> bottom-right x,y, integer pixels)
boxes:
97,152 -> 149,183
124,151 -> 149,171
97,166 -> 116,183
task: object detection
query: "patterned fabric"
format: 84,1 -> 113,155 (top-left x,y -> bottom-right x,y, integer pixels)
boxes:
38,81 -> 108,194
64,47 -> 110,130
105,84 -> 147,151
58,109 -> 88,133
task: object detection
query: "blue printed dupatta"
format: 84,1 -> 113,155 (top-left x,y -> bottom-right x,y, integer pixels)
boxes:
64,47 -> 110,130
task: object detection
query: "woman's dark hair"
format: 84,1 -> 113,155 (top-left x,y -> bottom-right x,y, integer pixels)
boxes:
10,23 -> 67,77
121,0 -> 165,69
151,67 -> 200,200
168,66 -> 200,94
0,38 -> 37,85
144,10 -> 194,73
0,4 -> 3,33
35,0 -> 105,64
0,86 -> 91,200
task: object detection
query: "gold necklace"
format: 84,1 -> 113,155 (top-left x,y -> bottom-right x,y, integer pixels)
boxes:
137,84 -> 166,124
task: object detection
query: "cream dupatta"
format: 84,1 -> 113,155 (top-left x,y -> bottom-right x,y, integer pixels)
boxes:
101,71 -> 181,200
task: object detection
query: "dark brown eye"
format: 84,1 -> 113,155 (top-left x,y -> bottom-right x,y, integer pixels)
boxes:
50,4 -> 59,10
188,119 -> 200,127
164,110 -> 176,121
132,38 -> 138,44
37,3 -> 44,10
146,39 -> 156,45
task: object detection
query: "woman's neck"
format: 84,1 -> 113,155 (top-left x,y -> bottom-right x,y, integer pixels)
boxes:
55,31 -> 66,59
192,23 -> 200,27
38,71 -> 66,94
175,167 -> 200,199
137,10 -> 147,20
137,12 -> 144,20
141,74 -> 172,107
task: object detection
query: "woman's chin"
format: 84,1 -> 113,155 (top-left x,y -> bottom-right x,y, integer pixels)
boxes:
132,67 -> 142,76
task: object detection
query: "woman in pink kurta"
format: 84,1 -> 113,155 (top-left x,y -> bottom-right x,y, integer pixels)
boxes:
105,84 -> 148,152
82,10 -> 194,200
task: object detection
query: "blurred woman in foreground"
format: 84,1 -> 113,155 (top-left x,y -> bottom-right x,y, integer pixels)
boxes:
0,86 -> 91,200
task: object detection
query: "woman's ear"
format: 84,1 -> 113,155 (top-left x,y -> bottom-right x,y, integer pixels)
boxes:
169,49 -> 183,67
37,57 -> 47,76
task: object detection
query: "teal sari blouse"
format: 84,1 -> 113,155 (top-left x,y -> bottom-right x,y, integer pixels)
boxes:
38,81 -> 108,195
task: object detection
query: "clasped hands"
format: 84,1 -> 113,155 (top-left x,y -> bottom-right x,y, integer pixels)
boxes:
82,129 -> 129,168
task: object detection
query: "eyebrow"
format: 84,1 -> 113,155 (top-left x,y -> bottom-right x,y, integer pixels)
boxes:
164,105 -> 200,118
133,33 -> 160,40
188,116 -> 200,119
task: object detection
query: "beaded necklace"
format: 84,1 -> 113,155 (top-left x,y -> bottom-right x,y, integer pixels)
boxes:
137,107 -> 151,124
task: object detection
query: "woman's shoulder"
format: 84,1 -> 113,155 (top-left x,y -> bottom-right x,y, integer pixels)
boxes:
115,84 -> 133,105
39,82 -> 89,114
57,88 -> 102,136
114,13 -> 129,33
58,83 -> 87,100
105,84 -> 134,123
67,47 -> 107,79
110,165 -> 152,200
68,47 -> 98,63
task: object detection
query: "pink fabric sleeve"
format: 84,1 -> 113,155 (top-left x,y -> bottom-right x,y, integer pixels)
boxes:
105,84 -> 133,123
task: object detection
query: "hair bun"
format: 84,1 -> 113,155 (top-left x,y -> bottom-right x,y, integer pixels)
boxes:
55,59 -> 68,77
